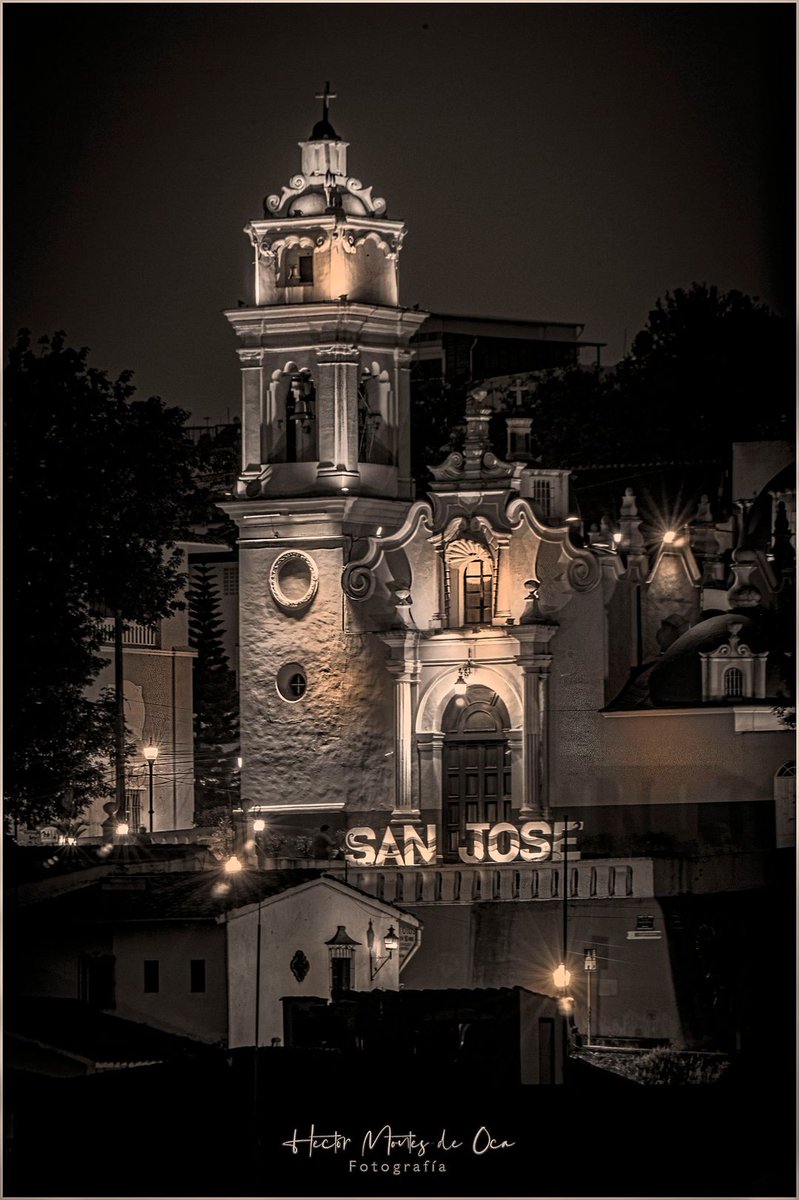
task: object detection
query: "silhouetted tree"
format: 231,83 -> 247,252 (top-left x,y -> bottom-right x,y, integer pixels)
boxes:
5,330 -> 201,825
521,285 -> 792,468
413,285 -> 792,478
188,562 -> 239,818
614,283 -> 793,460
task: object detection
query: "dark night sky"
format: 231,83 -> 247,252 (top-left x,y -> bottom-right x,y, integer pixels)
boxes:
5,2 -> 795,424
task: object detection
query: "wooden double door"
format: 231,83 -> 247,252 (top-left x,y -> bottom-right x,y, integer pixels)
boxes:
444,737 -> 512,859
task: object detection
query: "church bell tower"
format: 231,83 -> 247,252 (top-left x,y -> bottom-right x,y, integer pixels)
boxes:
223,89 -> 427,833
227,84 -> 426,502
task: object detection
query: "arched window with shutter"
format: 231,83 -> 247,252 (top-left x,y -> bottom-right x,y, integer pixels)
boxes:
463,558 -> 493,626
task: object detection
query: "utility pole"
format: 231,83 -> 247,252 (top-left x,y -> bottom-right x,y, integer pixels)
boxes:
114,612 -> 126,823
562,812 -> 568,970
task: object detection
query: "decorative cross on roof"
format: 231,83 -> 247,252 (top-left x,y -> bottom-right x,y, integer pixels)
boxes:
315,81 -> 337,124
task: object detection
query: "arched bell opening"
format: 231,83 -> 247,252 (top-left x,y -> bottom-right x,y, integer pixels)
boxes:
267,362 -> 318,464
441,685 -> 512,861
358,361 -> 394,466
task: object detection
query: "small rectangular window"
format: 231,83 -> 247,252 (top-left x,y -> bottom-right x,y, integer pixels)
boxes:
143,960 -> 159,993
222,566 -> 238,596
330,956 -> 351,993
532,478 -> 552,516
190,959 -> 206,993
298,255 -> 314,283
125,789 -> 143,832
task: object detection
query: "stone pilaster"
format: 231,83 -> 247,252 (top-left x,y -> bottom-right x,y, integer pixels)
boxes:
238,349 -> 265,470
514,608 -> 558,817
417,732 -> 445,821
315,346 -> 360,487
493,534 -> 512,622
383,631 -> 421,819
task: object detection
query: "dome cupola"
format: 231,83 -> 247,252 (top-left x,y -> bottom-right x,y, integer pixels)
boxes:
264,82 -> 387,219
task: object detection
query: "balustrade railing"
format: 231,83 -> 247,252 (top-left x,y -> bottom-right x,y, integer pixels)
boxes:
254,857 -> 655,902
98,620 -> 159,648
347,859 -> 651,903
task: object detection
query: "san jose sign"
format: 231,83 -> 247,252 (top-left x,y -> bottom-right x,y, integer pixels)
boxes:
345,820 -> 582,867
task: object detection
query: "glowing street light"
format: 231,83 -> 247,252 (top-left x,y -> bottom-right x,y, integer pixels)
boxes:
553,963 -> 572,990
116,822 -> 130,837
224,854 -> 243,874
142,742 -> 159,833
252,819 -> 266,833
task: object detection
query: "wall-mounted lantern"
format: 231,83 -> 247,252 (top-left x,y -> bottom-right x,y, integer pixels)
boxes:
366,919 -> 399,980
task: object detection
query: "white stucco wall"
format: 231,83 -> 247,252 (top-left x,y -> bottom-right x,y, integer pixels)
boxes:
226,880 -> 417,1047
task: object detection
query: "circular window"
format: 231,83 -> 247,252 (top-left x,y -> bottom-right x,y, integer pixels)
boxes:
276,661 -> 308,703
269,551 -> 319,610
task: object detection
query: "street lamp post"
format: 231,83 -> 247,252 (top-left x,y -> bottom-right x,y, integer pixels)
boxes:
553,814 -> 575,1074
553,812 -> 572,999
584,947 -> 597,1046
142,743 -> 159,833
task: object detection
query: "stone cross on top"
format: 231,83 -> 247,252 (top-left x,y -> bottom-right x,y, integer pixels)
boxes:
315,82 -> 337,124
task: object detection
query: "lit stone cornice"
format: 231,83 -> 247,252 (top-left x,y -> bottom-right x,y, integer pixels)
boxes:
224,303 -> 428,345
221,495 -> 411,541
247,215 -> 407,256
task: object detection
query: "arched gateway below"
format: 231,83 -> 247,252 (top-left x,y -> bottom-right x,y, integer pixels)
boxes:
441,686 -> 512,859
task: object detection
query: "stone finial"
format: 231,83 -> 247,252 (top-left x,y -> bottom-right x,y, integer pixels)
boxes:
727,546 -> 762,608
519,578 -> 542,624
771,498 -> 796,574
620,487 -> 638,518
429,395 -> 521,491
618,487 -> 645,553
695,494 -> 713,523
463,398 -> 493,468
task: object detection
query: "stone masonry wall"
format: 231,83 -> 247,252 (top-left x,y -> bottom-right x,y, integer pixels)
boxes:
239,542 -> 395,817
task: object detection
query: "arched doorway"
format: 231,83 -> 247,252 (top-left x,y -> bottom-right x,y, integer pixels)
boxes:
442,686 -> 512,860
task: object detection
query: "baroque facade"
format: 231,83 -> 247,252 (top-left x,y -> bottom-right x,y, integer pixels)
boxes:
222,96 -> 794,1047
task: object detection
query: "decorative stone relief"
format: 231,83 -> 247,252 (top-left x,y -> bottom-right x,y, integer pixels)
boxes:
266,175 -> 309,214
290,950 -> 310,982
342,502 -> 434,601
506,496 -> 601,600
269,551 -> 319,610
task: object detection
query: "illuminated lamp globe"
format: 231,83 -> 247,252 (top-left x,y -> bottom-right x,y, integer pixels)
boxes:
224,855 -> 243,874
553,963 -> 571,989
253,819 -> 266,833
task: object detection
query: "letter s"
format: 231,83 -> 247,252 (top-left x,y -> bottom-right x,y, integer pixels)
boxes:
519,821 -> 551,862
345,827 -> 376,865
